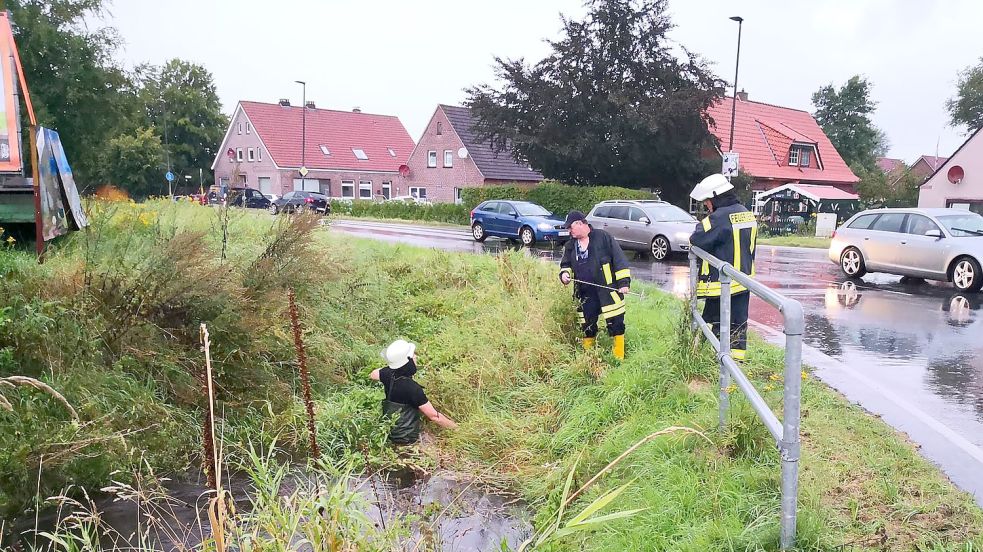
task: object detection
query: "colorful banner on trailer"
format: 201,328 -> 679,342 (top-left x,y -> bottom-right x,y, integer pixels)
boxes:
37,127 -> 87,241
0,13 -> 22,172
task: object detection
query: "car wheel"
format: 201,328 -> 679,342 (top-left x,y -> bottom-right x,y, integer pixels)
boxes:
269,204 -> 279,215
472,222 -> 487,242
840,247 -> 867,278
650,235 -> 670,261
951,256 -> 983,292
520,226 -> 535,247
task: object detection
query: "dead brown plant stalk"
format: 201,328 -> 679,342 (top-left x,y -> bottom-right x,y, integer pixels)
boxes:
200,324 -> 220,491
0,375 -> 78,420
288,288 -> 321,460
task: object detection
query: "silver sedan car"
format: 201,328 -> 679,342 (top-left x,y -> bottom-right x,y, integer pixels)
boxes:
586,200 -> 696,260
829,208 -> 983,292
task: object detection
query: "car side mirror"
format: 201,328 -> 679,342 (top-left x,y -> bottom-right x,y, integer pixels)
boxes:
926,229 -> 943,239
639,216 -> 651,225
511,212 -> 519,218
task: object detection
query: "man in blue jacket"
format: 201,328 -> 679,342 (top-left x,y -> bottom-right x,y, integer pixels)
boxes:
559,211 -> 632,360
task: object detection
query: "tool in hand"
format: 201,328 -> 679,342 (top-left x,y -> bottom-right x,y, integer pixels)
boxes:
570,277 -> 646,299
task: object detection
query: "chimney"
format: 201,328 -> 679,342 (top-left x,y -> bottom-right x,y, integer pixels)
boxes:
736,89 -> 748,102
352,107 -> 362,113
278,98 -> 291,107
305,101 -> 316,109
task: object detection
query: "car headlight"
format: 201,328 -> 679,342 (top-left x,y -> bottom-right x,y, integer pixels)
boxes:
537,222 -> 552,230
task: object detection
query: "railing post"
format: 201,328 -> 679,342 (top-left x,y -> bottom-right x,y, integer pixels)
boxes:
780,303 -> 804,550
688,251 -> 699,331
718,272 -> 732,431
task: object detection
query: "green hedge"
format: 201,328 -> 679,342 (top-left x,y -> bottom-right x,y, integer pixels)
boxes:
330,199 -> 471,225
461,180 -> 654,217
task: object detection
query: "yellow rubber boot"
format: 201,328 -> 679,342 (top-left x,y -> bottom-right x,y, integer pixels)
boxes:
582,337 -> 596,350
613,335 -> 625,360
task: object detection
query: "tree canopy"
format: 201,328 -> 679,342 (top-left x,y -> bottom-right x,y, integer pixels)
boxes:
811,76 -> 888,173
947,58 -> 983,134
466,0 -> 724,205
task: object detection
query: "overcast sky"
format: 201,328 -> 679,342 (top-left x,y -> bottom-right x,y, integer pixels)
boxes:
99,0 -> 983,163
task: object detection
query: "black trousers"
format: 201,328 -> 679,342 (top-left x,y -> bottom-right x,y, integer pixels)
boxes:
701,291 -> 749,359
578,289 -> 625,338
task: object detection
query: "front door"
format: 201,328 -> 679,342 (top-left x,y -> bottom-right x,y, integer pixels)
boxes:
382,182 -> 391,200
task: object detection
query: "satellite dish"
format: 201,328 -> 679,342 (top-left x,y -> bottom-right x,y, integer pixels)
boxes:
947,165 -> 964,184
457,147 -> 469,159
398,164 -> 410,178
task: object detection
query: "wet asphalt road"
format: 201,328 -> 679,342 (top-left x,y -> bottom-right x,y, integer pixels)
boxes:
329,219 -> 983,505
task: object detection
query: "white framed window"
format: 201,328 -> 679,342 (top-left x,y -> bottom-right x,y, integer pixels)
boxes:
257,147 -> 262,161
382,181 -> 392,199
409,187 -> 427,199
341,180 -> 355,198
436,122 -> 443,135
427,151 -> 437,168
352,148 -> 368,160
800,149 -> 811,168
319,145 -> 331,156
454,187 -> 463,205
444,150 -> 453,168
258,177 -> 272,195
359,180 -> 372,199
247,148 -> 255,162
246,122 -> 252,134
788,148 -> 800,166
236,148 -> 244,162
237,123 -> 242,135
752,190 -> 767,215
387,147 -> 396,157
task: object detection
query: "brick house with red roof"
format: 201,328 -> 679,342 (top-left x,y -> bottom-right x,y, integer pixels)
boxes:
706,93 -> 859,213
403,105 -> 543,203
211,100 -> 415,199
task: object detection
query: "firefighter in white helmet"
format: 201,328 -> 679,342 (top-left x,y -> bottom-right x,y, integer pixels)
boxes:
689,174 -> 757,361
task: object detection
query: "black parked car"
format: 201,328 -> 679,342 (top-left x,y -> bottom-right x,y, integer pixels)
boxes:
227,187 -> 271,209
269,190 -> 331,215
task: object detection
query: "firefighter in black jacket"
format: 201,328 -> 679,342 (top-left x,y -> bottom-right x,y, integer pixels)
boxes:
559,211 -> 632,360
689,174 -> 757,361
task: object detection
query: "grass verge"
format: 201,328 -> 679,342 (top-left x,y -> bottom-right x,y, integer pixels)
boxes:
758,236 -> 832,249
0,200 -> 980,550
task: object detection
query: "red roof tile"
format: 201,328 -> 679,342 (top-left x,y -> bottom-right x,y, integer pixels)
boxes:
914,155 -> 948,171
240,101 -> 415,172
876,157 -> 905,173
707,97 -> 858,184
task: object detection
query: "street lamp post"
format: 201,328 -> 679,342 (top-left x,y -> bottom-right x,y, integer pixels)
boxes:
728,16 -> 743,153
295,80 -> 306,177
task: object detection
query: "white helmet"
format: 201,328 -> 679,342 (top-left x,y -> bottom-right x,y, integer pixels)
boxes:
381,339 -> 416,369
690,174 -> 734,201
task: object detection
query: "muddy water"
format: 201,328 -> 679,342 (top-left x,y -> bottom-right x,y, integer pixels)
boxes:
10,468 -> 531,551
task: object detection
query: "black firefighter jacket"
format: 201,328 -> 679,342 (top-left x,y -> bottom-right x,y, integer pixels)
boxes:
690,203 -> 757,298
559,228 -> 632,320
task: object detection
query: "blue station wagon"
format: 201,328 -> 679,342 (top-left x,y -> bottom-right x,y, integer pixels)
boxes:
470,200 -> 569,246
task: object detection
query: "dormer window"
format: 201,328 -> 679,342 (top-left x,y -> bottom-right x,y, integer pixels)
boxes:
788,144 -> 817,168
353,148 -> 368,160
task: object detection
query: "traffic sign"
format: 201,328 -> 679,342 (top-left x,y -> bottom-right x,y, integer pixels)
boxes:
299,166 -> 309,177
721,152 -> 739,178
165,171 -> 175,182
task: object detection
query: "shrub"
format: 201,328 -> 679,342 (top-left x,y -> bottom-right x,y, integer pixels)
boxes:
330,200 -> 470,225
462,180 -> 654,218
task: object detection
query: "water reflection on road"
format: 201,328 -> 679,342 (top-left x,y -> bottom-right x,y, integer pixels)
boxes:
331,219 -> 983,503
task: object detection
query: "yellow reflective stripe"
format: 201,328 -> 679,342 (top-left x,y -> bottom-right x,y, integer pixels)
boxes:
750,224 -> 758,252
701,260 -> 710,276
696,281 -> 746,297
733,228 -> 742,274
602,306 -> 626,319
614,268 -> 631,280
560,267 -> 572,275
732,349 -> 746,360
702,218 -> 711,232
602,263 -> 613,285
602,293 -> 624,311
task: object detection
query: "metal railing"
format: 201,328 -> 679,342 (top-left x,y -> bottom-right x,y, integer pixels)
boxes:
688,246 -> 804,550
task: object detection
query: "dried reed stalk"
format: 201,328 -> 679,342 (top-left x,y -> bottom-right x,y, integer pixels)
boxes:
0,376 -> 78,420
288,288 -> 320,459
200,324 -> 219,491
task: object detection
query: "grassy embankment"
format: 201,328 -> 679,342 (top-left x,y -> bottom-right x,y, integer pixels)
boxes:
0,200 -> 980,550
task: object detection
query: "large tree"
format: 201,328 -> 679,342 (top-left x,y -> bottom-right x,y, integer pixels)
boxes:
811,76 -> 888,172
855,163 -> 922,208
466,0 -> 724,205
7,0 -> 132,189
133,59 -> 228,190
101,127 -> 165,198
947,58 -> 983,134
